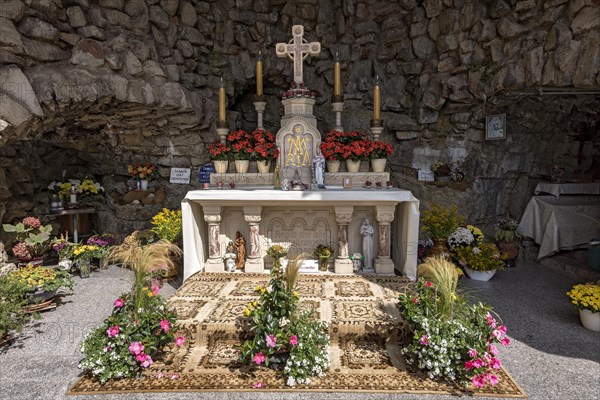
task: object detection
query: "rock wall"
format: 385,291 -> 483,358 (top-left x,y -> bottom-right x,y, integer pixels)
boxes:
0,0 -> 598,237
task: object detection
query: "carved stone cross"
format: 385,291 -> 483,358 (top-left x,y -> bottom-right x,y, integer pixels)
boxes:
276,25 -> 321,85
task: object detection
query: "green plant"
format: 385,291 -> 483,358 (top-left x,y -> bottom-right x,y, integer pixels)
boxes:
398,278 -> 510,388
313,244 -> 334,259
237,250 -> 330,386
72,244 -> 101,264
0,274 -> 37,338
494,217 -> 522,242
454,242 -> 506,272
150,208 -> 183,243
566,283 -> 600,312
3,217 -> 53,259
416,256 -> 460,321
421,204 -> 465,240
52,234 -> 75,259
11,264 -> 75,293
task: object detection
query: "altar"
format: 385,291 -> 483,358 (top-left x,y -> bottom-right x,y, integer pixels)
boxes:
181,187 -> 419,281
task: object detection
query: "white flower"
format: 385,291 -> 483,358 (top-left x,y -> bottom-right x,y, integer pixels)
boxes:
472,247 -> 481,254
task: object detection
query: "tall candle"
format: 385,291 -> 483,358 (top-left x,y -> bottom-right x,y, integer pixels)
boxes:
218,77 -> 226,123
333,52 -> 341,97
256,51 -> 263,97
373,76 -> 381,121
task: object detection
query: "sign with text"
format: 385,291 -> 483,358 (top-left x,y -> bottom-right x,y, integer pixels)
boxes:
298,259 -> 319,273
418,169 -> 435,181
198,163 -> 216,183
170,168 -> 191,184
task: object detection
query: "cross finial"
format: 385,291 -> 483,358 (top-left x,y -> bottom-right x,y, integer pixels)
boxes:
275,25 -> 321,85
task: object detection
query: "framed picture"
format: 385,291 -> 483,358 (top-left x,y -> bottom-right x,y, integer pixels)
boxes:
343,177 -> 352,189
486,114 -> 506,140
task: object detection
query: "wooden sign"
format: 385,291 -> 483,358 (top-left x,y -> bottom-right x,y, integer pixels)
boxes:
169,168 -> 191,184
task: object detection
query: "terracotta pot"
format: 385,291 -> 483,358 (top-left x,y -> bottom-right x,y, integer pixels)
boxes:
327,160 -> 341,173
497,241 -> 519,267
371,158 -> 387,172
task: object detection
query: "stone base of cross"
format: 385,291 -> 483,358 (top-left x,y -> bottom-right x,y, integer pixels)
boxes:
276,25 -> 321,86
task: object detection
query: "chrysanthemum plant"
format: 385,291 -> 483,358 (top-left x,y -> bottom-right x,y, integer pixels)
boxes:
567,283 -> 600,313
237,247 -> 330,386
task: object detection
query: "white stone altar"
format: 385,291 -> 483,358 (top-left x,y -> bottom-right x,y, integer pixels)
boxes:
181,188 -> 420,281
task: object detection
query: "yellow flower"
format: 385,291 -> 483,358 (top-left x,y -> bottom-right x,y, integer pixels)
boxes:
292,291 -> 299,297
243,308 -> 251,316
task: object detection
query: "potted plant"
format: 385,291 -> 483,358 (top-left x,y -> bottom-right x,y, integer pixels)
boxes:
12,263 -> 75,304
227,129 -> 254,173
314,244 -> 334,272
3,217 -> 53,266
366,139 -> 393,172
127,162 -> 157,191
72,244 -> 101,278
454,242 -> 506,281
86,234 -> 116,269
320,130 -> 369,172
431,162 -> 452,181
48,177 -> 105,207
252,129 -> 279,173
207,142 -> 231,173
237,251 -> 330,386
421,204 -> 465,256
80,236 -> 184,383
52,234 -> 75,270
495,217 -> 522,268
566,283 -> 600,332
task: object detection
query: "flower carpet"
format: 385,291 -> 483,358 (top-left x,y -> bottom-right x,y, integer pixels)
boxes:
67,272 -> 526,397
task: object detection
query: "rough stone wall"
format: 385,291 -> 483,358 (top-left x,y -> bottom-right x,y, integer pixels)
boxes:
0,0 -> 598,237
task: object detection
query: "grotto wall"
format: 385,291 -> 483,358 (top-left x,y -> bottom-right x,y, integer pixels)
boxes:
0,0 -> 598,237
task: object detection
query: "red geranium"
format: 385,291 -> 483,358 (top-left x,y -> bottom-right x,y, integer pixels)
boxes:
207,142 -> 230,161
366,140 -> 393,159
227,130 -> 254,160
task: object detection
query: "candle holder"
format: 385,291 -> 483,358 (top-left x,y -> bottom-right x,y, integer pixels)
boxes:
254,100 -> 266,130
370,122 -> 383,141
331,101 -> 344,132
216,127 -> 229,144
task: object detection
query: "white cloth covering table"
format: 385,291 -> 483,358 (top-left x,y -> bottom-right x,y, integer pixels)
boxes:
533,182 -> 600,199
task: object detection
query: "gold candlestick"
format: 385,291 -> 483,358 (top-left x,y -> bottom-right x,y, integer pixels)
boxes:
218,77 -> 226,124
256,51 -> 263,97
333,52 -> 341,97
373,75 -> 381,121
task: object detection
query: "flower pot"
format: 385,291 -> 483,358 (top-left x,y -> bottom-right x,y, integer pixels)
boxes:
79,260 -> 91,278
140,179 -> 149,191
256,160 -> 271,173
18,257 -> 44,267
58,259 -> 73,270
318,257 -> 329,271
371,158 -> 387,172
430,239 -> 449,257
579,309 -> 600,332
235,160 -> 250,174
464,267 -> 496,281
213,160 -> 228,174
327,160 -> 341,173
345,159 -> 361,173
497,241 -> 519,268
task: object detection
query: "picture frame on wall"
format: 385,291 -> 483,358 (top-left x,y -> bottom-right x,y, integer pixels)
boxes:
485,114 -> 506,140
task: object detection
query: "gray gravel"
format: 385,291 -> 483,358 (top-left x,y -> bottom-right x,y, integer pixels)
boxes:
1,261 -> 599,400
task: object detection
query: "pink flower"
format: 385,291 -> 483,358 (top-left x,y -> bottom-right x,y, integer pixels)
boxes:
136,352 -> 146,362
114,298 -> 124,308
468,348 -> 478,358
488,374 -> 499,386
106,325 -> 119,338
252,352 -> 265,365
412,297 -> 419,303
471,375 -> 485,388
254,382 -> 266,388
419,334 -> 429,345
501,337 -> 511,347
465,361 -> 474,370
155,373 -> 164,379
472,358 -> 483,369
497,325 -> 507,334
265,334 -> 277,348
151,284 -> 160,296
160,319 -> 171,332
289,335 -> 298,347
128,341 -> 144,355
23,216 -> 41,228
140,354 -> 153,368
425,281 -> 432,287
482,352 -> 492,363
170,373 -> 180,380
492,329 -> 503,340
103,346 -> 112,352
175,336 -> 185,346
488,344 -> 498,355
491,358 -> 502,369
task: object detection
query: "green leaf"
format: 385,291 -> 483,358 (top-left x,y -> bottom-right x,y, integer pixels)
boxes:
2,224 -> 16,232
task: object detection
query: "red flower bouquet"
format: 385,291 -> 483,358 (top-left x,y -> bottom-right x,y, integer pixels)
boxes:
227,130 -> 254,160
207,142 -> 230,161
366,140 -> 393,159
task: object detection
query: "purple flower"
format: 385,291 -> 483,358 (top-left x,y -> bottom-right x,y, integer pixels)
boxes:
265,334 -> 277,348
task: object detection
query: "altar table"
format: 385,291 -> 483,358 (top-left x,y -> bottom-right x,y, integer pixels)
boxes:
519,195 -> 600,259
181,187 -> 420,281
534,182 -> 600,199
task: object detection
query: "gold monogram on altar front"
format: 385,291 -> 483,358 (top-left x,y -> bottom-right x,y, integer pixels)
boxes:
284,124 -> 312,167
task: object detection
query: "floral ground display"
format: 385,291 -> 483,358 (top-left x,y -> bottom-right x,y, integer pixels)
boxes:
3,217 -> 53,261
566,283 -> 600,331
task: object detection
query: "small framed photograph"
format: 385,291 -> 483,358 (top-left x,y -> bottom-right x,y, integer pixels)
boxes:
343,177 -> 352,189
486,114 -> 506,140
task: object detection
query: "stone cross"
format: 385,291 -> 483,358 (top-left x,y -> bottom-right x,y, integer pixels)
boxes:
276,25 -> 321,85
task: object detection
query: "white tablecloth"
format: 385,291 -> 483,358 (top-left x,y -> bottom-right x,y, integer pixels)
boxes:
519,195 -> 600,259
181,188 -> 420,281
534,182 -> 600,199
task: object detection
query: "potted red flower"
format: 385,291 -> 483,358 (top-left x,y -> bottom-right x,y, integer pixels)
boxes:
251,129 -> 279,173
227,130 -> 254,173
207,142 -> 231,173
366,140 -> 393,172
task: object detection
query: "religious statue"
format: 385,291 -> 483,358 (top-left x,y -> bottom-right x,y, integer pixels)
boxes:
360,219 -> 374,271
225,241 -> 236,256
312,147 -> 325,189
273,164 -> 282,189
225,241 -> 236,272
235,231 -> 246,270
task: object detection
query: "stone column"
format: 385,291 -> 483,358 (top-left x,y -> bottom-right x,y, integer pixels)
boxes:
203,206 -> 224,272
374,205 -> 395,274
254,101 -> 266,130
331,101 -> 344,132
334,206 -> 354,274
243,206 -> 264,273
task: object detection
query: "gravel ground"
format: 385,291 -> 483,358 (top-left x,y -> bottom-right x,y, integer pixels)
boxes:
0,261 -> 599,400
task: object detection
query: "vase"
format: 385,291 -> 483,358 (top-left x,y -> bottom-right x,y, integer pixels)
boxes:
579,309 -> 600,332
140,179 -> 149,191
256,160 -> 271,173
79,260 -> 91,278
464,267 -> 496,281
497,241 -> 519,268
213,160 -> 228,174
318,257 -> 329,271
345,159 -> 361,173
235,160 -> 250,174
327,160 -> 341,173
371,158 -> 387,172
58,258 -> 73,270
430,239 -> 449,257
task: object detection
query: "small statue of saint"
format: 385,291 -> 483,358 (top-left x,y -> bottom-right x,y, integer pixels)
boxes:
312,147 -> 326,189
273,164 -> 282,189
360,219 -> 374,271
235,231 -> 246,270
